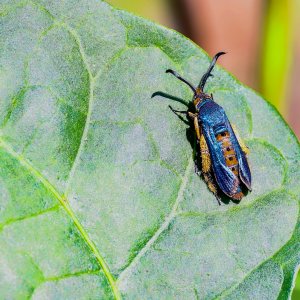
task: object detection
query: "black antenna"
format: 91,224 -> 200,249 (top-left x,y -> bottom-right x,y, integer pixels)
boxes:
166,69 -> 197,95
198,52 -> 226,91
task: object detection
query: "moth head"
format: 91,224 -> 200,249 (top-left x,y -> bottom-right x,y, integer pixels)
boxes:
193,89 -> 210,111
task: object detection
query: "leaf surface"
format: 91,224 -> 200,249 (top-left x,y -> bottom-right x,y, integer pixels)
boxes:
0,1 -> 299,299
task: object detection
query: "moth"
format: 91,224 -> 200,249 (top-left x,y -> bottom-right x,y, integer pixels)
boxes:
166,52 -> 251,204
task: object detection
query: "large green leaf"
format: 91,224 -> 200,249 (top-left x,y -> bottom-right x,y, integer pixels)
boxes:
0,1 -> 299,299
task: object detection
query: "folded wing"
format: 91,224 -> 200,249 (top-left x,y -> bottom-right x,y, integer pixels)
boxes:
202,124 -> 240,197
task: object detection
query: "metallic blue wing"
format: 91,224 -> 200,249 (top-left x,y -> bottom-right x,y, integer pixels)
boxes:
201,123 -> 239,197
227,121 -> 252,190
198,99 -> 251,197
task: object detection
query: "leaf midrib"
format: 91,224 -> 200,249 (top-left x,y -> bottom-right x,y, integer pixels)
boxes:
0,138 -> 121,300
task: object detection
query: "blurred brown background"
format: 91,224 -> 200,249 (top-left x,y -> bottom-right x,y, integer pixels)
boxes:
108,0 -> 300,139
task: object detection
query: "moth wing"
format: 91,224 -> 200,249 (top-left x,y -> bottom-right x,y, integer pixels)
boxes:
227,122 -> 252,190
202,123 -> 239,197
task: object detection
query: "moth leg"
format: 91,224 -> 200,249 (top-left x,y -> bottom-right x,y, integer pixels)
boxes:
198,126 -> 221,204
203,173 -> 221,205
199,128 -> 211,173
173,111 -> 201,173
169,106 -> 198,121
169,106 -> 190,125
192,114 -> 201,140
232,124 -> 249,155
192,118 -> 210,175
190,115 -> 201,175
169,106 -> 188,115
188,112 -> 198,119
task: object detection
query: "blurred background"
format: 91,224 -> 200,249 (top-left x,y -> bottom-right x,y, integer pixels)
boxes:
107,0 -> 300,297
108,0 -> 300,139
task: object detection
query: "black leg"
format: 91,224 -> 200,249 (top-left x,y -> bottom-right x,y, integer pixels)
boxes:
168,106 -> 190,125
169,105 -> 188,115
169,106 -> 198,119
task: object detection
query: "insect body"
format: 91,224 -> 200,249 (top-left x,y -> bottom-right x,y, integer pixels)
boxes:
166,52 -> 251,204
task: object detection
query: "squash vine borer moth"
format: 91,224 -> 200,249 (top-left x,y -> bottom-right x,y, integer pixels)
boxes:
166,52 -> 251,204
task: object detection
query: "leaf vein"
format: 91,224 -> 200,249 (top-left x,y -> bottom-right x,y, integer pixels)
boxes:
0,205 -> 60,231
0,138 -> 121,300
213,200 -> 299,300
117,156 -> 194,285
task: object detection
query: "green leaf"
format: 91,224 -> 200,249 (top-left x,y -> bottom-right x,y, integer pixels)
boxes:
0,1 -> 299,299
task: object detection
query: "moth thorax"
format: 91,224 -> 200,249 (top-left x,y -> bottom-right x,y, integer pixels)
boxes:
193,91 -> 210,109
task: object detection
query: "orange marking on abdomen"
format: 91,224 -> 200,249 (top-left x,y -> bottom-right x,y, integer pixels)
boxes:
217,131 -> 239,175
225,155 -> 238,166
217,132 -> 245,199
216,131 -> 229,141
